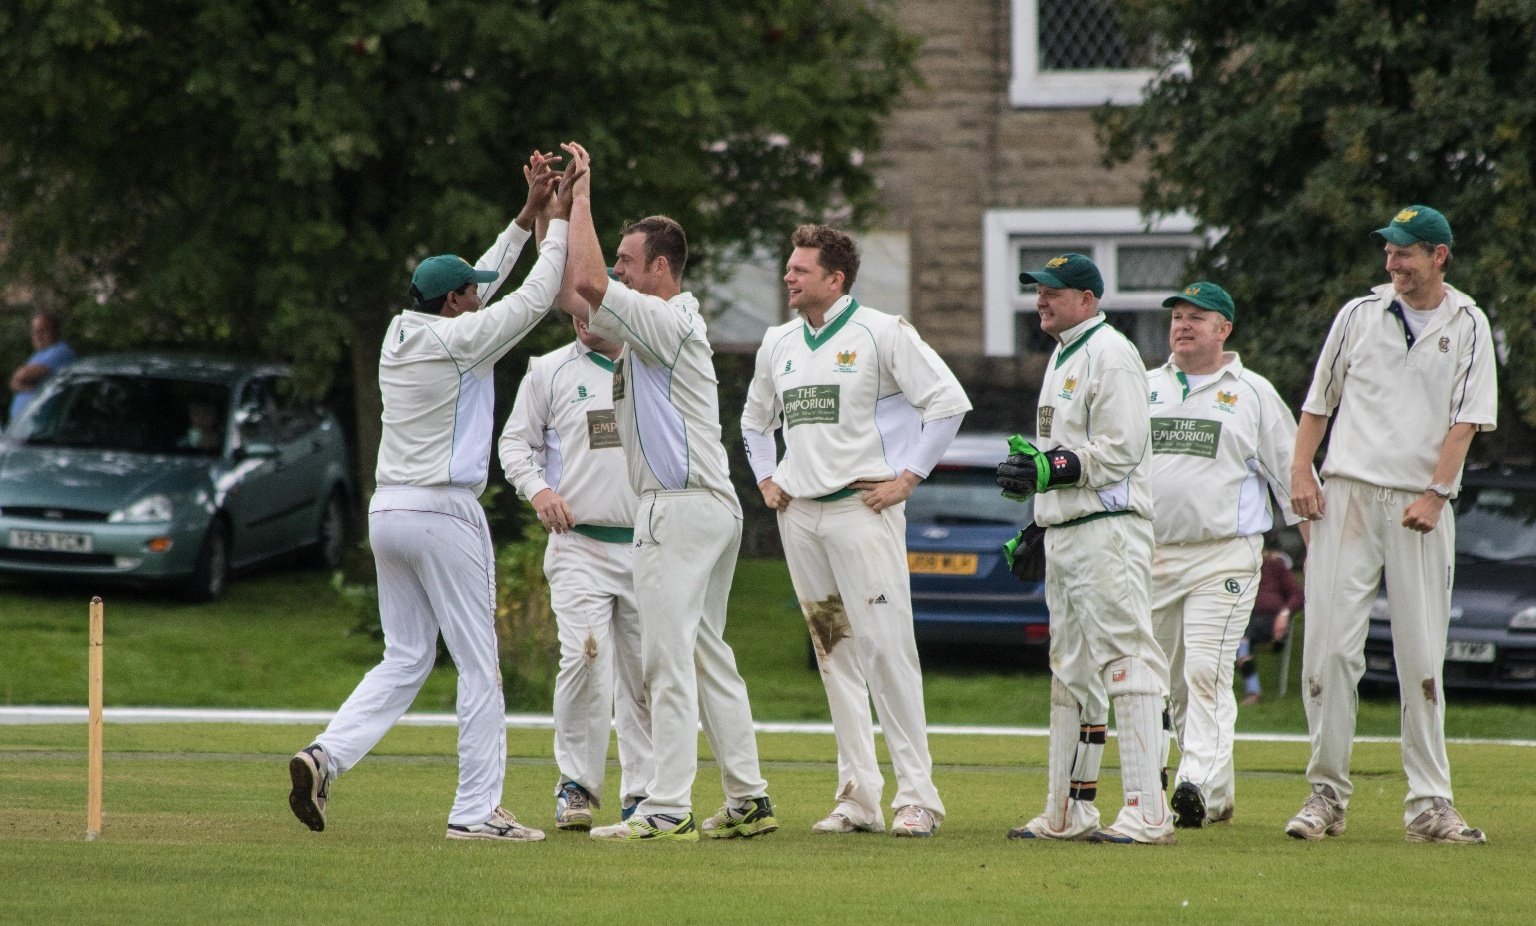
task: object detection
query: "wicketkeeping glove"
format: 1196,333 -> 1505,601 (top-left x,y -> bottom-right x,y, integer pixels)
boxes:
995,434 -> 1082,500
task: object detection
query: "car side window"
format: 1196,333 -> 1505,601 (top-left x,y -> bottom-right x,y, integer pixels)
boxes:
270,376 -> 322,442
236,378 -> 280,449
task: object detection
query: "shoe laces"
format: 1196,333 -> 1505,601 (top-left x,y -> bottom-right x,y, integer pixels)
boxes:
561,784 -> 590,810
1300,790 -> 1336,820
894,805 -> 928,828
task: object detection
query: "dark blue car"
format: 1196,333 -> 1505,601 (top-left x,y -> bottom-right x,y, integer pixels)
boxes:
904,433 -> 1050,655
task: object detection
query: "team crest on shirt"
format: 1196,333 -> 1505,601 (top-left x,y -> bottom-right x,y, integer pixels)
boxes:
834,350 -> 857,373
1214,390 -> 1238,412
1438,336 -> 1450,353
1058,376 -> 1078,401
1224,578 -> 1241,595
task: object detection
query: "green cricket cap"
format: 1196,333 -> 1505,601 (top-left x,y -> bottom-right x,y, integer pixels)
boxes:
1372,205 -> 1453,248
411,255 -> 499,303
1019,252 -> 1104,298
1162,281 -> 1235,321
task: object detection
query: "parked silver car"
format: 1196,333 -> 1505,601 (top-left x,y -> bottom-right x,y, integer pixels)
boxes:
0,354 -> 351,600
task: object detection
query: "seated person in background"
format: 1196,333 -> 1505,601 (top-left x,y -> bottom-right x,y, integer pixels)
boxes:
178,398 -> 225,452
1236,541 -> 1302,705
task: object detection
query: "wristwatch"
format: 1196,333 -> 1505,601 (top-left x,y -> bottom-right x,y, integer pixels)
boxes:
1426,483 -> 1453,499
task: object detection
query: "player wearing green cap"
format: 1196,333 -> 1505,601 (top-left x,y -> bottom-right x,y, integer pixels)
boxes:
1287,205 -> 1496,845
1144,281 -> 1306,829
996,252 -> 1174,845
289,151 -> 577,843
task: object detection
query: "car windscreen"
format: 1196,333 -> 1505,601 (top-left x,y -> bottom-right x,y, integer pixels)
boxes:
1454,483 -> 1536,562
905,464 -> 1034,528
9,374 -> 232,456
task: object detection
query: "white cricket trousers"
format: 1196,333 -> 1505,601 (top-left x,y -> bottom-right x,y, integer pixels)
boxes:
318,486 -> 505,827
1302,476 -> 1457,823
1150,534 -> 1262,820
545,530 -> 651,809
632,489 -> 768,818
780,495 -> 944,827
1039,513 -> 1172,842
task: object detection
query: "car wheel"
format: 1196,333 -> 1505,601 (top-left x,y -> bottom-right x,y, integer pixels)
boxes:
306,489 -> 348,570
183,520 -> 230,602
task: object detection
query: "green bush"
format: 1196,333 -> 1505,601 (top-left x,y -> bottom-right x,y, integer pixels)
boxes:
494,522 -> 556,711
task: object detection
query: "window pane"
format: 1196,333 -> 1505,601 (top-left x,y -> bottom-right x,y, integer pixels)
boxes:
1117,245 -> 1191,292
1038,0 -> 1151,71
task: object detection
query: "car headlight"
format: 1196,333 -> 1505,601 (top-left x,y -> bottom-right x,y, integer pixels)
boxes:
1511,606 -> 1536,631
1368,597 -> 1391,622
108,494 -> 174,523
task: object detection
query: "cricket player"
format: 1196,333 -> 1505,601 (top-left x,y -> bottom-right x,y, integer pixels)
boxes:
1287,205 -> 1496,844
1145,281 -> 1304,828
287,152 -> 576,843
556,142 -> 775,843
741,224 -> 970,838
499,314 -> 652,830
996,252 -> 1174,845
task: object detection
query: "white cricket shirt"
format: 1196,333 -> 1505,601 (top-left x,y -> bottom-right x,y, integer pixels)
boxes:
499,340 -> 637,531
1302,282 -> 1498,493
374,220 -> 567,497
1033,313 -> 1154,527
1147,352 -> 1302,544
740,296 -> 971,498
586,279 -> 740,512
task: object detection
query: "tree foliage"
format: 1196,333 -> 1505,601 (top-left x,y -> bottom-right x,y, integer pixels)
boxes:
0,0 -> 918,475
1100,0 -> 1536,450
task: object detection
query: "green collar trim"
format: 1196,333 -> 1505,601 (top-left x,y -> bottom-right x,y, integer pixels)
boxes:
1054,321 -> 1107,369
1175,370 -> 1190,401
803,298 -> 860,351
583,350 -> 616,372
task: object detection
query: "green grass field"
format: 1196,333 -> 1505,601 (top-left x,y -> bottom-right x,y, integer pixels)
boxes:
2,724 -> 1530,926
2,557 -> 1533,924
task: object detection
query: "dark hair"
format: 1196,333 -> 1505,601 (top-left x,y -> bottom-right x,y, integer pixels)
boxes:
1414,240 -> 1454,272
410,280 -> 473,315
620,215 -> 688,281
790,224 -> 859,293
32,310 -> 62,338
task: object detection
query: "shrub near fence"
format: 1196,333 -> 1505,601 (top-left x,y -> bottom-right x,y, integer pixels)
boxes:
494,523 -> 557,711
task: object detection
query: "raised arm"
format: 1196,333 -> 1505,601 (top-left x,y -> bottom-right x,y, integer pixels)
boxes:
560,141 -> 610,314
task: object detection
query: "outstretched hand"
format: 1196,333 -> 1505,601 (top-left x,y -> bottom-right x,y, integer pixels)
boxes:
517,150 -> 561,229
560,141 -> 592,199
551,145 -> 589,220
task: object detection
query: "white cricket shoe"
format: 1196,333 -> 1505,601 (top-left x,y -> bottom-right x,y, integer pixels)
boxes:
447,807 -> 545,842
889,804 -> 937,838
811,811 -> 883,835
1285,785 -> 1346,841
555,782 -> 593,831
1405,799 -> 1486,844
288,743 -> 333,832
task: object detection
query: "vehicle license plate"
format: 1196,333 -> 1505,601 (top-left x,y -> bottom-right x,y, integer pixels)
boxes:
8,529 -> 93,553
907,552 -> 978,575
1445,640 -> 1495,663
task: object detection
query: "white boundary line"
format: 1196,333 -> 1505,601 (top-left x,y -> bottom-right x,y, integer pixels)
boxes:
2,706 -> 1531,748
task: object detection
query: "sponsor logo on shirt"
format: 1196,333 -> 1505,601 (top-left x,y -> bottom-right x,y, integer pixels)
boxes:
1058,376 -> 1078,401
1149,390 -> 1160,404
577,385 -> 590,400
1038,406 -> 1055,440
834,350 -> 857,373
783,359 -> 795,374
783,384 -> 840,428
1224,578 -> 1242,595
587,409 -> 621,450
1150,418 -> 1222,459
1214,390 -> 1238,412
612,358 -> 626,402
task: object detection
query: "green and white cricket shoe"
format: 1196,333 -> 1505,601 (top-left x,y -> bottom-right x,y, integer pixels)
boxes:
701,797 -> 779,839
590,812 -> 699,842
288,743 -> 333,832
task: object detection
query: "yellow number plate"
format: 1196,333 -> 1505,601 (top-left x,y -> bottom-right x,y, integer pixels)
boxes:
907,552 -> 978,576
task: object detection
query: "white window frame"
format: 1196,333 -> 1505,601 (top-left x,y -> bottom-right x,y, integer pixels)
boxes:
982,207 -> 1203,356
1010,0 -> 1166,108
